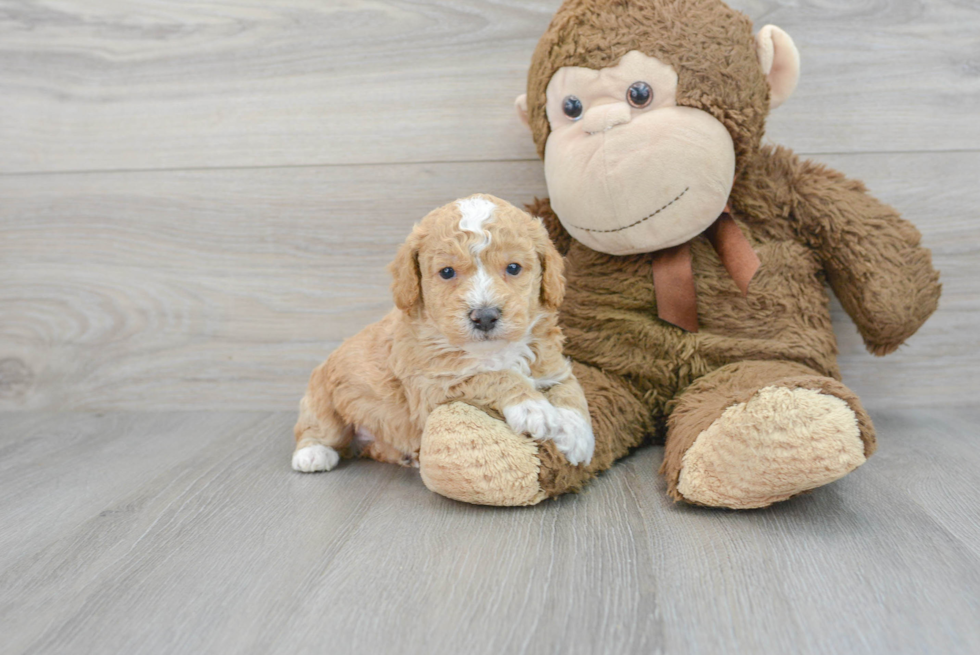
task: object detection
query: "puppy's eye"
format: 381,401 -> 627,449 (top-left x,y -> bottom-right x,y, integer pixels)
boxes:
562,96 -> 583,120
627,81 -> 653,108
506,263 -> 522,276
439,267 -> 455,280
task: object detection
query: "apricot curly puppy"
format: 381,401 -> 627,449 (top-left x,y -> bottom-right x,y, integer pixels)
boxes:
292,194 -> 594,475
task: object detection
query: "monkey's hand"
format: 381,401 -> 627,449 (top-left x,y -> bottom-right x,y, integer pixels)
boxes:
791,156 -> 941,355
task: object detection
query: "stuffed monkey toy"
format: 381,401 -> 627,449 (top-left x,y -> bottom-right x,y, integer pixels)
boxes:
417,0 -> 941,509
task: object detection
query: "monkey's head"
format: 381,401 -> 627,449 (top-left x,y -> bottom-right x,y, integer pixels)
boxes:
516,0 -> 800,256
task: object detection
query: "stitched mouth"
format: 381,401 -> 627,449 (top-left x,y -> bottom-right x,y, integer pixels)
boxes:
566,187 -> 689,234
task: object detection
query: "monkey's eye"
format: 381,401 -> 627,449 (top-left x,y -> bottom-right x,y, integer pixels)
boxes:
627,81 -> 653,108
506,263 -> 522,276
562,96 -> 583,120
439,267 -> 455,280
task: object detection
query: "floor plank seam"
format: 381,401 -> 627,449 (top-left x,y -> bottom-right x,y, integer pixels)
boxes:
2,149 -> 979,178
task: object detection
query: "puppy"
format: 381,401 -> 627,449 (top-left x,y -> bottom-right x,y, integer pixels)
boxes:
292,193 -> 594,474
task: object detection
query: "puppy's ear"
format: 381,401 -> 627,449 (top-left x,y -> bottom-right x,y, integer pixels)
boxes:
389,225 -> 424,312
534,219 -> 565,310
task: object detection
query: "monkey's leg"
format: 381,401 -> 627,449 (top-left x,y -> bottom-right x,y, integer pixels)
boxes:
661,361 -> 876,509
418,362 -> 652,506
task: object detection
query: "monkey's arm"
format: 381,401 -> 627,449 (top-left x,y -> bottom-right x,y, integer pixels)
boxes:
526,197 -> 573,256
791,158 -> 941,355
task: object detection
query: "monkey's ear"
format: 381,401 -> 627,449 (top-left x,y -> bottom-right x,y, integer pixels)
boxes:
389,227 -> 424,312
755,25 -> 800,110
515,94 -> 531,130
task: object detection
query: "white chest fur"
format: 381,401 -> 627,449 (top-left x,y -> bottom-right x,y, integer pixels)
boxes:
461,339 -> 535,378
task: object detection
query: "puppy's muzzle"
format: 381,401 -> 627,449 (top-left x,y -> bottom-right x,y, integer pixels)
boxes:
469,307 -> 501,333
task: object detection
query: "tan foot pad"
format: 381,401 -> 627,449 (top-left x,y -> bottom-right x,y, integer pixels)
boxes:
419,402 -> 547,507
677,386 -> 866,509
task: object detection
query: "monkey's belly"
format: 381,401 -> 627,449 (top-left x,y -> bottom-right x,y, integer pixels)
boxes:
558,238 -> 840,392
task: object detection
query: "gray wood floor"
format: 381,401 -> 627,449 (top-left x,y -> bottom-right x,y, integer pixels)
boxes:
1,409 -> 978,655
2,1 -> 979,653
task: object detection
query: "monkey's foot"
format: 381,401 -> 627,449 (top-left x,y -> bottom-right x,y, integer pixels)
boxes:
419,402 -> 547,507
675,386 -> 867,509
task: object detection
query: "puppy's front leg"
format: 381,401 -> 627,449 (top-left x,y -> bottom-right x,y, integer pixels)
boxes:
537,373 -> 594,467
453,371 -> 594,466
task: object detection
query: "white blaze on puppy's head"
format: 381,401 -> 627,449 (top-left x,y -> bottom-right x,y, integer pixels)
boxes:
457,196 -> 498,312
456,196 -> 496,254
388,193 -> 566,349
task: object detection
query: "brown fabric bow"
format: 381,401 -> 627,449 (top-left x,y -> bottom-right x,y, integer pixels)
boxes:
650,208 -> 760,333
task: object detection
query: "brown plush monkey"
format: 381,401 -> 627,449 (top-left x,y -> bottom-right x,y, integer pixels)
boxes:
417,0 -> 941,508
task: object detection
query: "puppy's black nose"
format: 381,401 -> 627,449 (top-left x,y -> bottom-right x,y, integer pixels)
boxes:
469,307 -> 501,332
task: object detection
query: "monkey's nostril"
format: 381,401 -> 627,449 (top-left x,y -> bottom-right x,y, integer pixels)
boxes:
582,104 -> 632,135
469,307 -> 501,332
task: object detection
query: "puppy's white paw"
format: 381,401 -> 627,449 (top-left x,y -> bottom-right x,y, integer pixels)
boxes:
504,399 -> 562,441
292,444 -> 340,473
503,400 -> 595,466
549,407 -> 595,467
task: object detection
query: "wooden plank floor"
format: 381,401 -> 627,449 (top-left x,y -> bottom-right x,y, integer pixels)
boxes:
1,409 -> 978,655
2,0 -> 979,653
2,0 -> 979,414
2,0 -> 978,413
